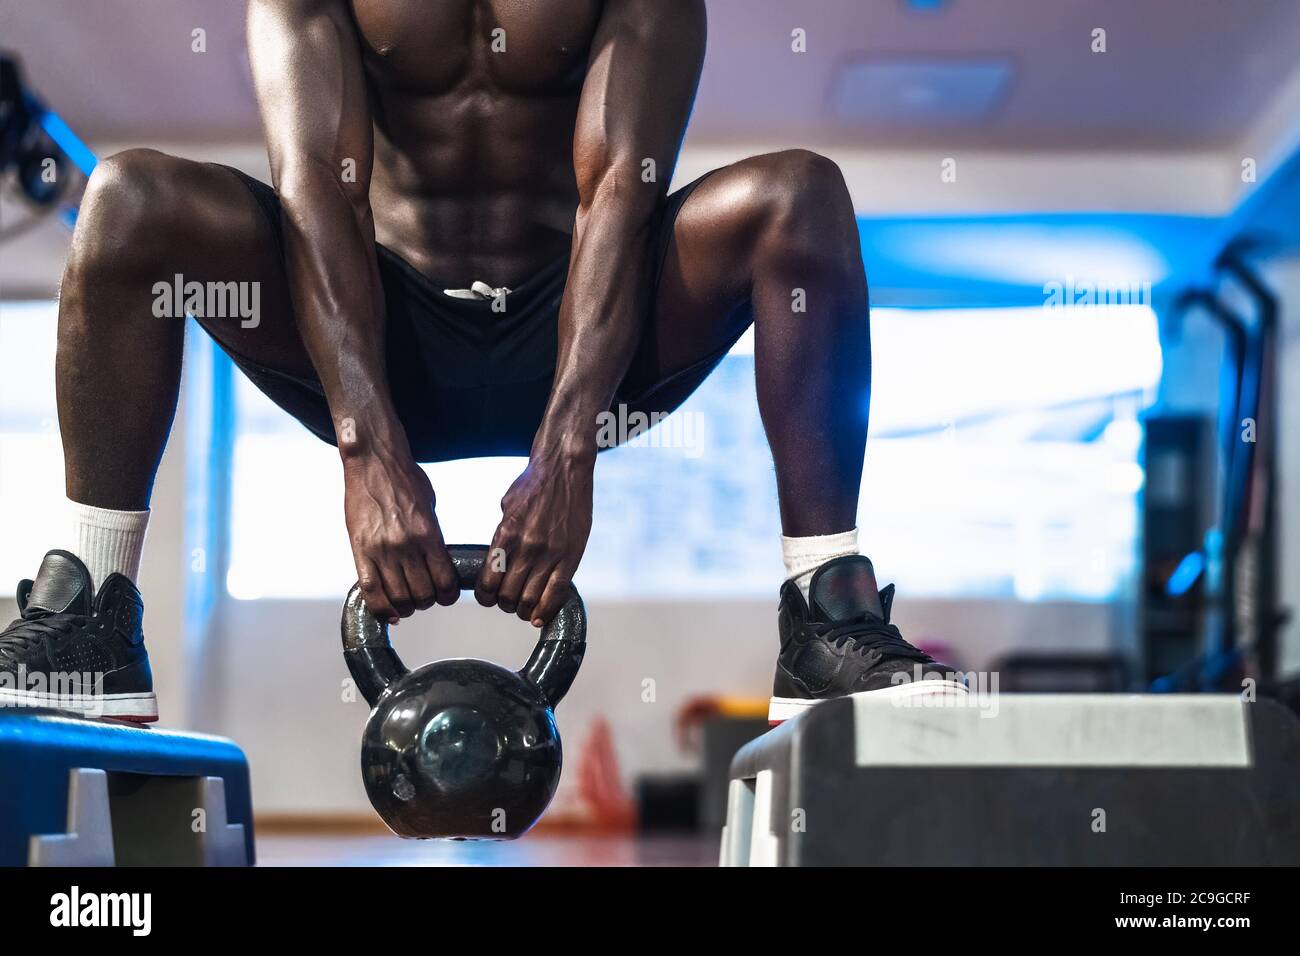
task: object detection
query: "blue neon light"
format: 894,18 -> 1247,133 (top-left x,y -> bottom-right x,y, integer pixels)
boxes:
35,104 -> 98,177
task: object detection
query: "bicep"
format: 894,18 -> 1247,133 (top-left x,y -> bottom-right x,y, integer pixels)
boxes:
247,0 -> 373,199
573,0 -> 706,208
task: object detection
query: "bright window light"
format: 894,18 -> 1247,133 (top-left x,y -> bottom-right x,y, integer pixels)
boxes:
869,305 -> 1162,433
891,224 -> 1173,289
0,300 -> 1158,604
0,301 -> 66,592
226,305 -> 1160,602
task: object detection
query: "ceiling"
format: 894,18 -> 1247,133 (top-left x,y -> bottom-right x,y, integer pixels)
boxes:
697,0 -> 1300,148
0,0 -> 1297,150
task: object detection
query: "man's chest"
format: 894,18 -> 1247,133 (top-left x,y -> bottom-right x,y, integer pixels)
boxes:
350,0 -> 603,94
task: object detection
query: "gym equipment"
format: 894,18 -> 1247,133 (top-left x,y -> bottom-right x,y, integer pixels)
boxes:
1159,251 -> 1287,692
672,697 -> 769,833
0,709 -> 254,866
1,52 -> 96,228
341,544 -> 586,839
1140,415 -> 1214,684
988,651 -> 1130,692
721,692 -> 1300,866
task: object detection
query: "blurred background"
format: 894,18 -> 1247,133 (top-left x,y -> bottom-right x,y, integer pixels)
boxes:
2,0 -> 1299,860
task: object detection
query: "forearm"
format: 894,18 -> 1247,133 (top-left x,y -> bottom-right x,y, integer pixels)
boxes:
248,0 -> 395,460
540,0 -> 705,460
535,192 -> 657,460
278,166 -> 402,459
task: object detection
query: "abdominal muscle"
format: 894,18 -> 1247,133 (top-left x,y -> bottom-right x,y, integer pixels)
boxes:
364,77 -> 585,287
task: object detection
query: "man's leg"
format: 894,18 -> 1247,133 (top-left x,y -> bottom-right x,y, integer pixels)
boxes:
625,150 -> 963,719
624,149 -> 870,538
59,148 -> 312,515
0,149 -> 314,721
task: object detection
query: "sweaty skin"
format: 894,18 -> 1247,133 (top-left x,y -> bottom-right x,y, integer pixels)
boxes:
247,0 -> 705,626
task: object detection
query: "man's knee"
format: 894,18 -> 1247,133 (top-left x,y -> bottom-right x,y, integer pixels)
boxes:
747,149 -> 857,258
72,149 -> 194,269
765,149 -> 848,208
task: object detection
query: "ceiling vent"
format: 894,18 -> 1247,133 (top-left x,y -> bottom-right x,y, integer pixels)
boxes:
829,56 -> 1014,125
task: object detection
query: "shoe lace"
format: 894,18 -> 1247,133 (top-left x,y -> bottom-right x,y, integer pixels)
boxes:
0,611 -> 86,661
815,615 -> 932,661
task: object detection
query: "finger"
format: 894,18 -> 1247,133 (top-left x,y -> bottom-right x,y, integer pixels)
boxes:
381,559 -> 415,619
475,532 -> 512,607
401,556 -> 437,611
425,542 -> 460,607
357,559 -> 399,624
516,559 -> 558,624
495,550 -> 533,615
531,566 -> 575,628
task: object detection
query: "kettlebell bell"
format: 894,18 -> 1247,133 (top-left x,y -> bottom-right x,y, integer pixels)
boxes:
341,544 -> 586,839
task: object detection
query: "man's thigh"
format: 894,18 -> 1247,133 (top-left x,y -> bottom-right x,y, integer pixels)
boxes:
137,160 -> 314,382
617,160 -> 770,415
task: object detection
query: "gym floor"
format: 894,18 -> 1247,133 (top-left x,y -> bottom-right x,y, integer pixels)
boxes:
256,832 -> 717,867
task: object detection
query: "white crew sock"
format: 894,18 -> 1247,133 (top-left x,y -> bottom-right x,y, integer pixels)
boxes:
782,527 -> 861,602
68,499 -> 150,590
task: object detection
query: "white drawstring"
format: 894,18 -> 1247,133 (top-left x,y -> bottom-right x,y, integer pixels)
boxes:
442,280 -> 512,301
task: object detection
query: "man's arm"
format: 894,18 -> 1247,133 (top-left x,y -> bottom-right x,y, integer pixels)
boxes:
247,0 -> 389,448
539,0 -> 706,454
247,0 -> 457,621
478,0 -> 706,624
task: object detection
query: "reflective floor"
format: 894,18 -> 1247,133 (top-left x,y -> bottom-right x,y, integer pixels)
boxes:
256,832 -> 719,867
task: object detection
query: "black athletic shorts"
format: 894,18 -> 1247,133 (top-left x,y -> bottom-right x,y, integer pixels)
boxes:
217,166 -> 736,462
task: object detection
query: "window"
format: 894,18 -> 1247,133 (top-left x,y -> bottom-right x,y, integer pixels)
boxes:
0,300 -> 64,591
0,300 -> 1159,602
226,305 -> 1161,602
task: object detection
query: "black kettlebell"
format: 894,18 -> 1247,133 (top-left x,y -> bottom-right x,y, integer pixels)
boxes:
341,544 -> 586,840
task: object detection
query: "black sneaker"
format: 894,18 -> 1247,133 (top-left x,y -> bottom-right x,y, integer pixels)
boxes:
0,550 -> 157,722
769,555 -> 966,724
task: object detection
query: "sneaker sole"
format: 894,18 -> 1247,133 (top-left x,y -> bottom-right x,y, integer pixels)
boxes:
768,678 -> 969,725
0,687 -> 159,723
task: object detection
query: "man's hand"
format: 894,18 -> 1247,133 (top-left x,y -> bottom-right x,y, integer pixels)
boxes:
344,453 -> 460,624
477,447 -> 594,627
480,0 -> 703,630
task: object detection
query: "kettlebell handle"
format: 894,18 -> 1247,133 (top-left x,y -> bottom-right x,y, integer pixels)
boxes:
341,544 -> 587,710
